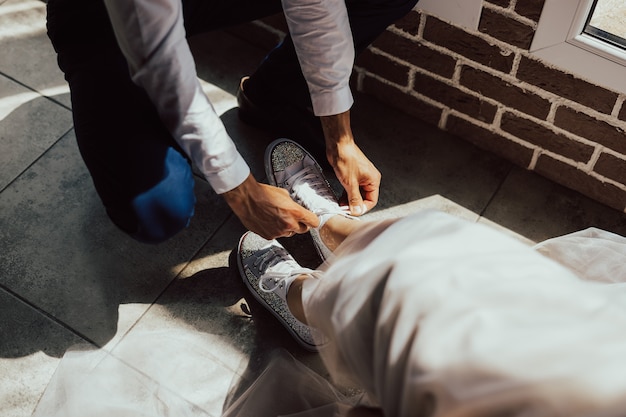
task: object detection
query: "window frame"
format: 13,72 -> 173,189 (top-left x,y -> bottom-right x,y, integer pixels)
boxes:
417,0 -> 483,30
530,0 -> 626,94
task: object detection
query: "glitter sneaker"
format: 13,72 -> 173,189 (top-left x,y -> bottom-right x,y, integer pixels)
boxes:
237,231 -> 324,352
265,139 -> 354,262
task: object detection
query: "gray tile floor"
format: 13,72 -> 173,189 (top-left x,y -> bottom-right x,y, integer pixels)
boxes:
2,1 -> 626,416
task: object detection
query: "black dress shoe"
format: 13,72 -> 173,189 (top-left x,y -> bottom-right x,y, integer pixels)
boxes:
237,77 -> 328,166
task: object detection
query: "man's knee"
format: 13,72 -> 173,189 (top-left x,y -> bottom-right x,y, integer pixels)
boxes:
108,148 -> 197,244
129,184 -> 196,244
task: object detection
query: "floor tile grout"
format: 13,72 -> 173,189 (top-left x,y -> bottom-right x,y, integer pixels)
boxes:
0,282 -> 96,347
478,164 -> 514,220
0,126 -> 73,194
101,212 -> 239,351
0,70 -> 72,111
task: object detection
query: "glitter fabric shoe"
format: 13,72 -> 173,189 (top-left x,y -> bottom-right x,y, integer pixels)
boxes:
265,139 -> 354,262
237,231 -> 324,352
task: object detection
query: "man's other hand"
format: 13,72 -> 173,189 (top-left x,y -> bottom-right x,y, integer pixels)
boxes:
321,110 -> 381,216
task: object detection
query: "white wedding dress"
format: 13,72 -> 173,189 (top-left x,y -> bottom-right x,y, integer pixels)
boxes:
33,211 -> 626,417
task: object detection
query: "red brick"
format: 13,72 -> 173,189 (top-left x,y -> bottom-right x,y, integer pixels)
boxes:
393,9 -> 422,36
554,106 -> 626,155
595,152 -> 626,185
485,0 -> 511,7
515,0 -> 546,22
460,66 -> 550,119
535,155 -> 626,211
372,31 -> 456,79
413,72 -> 497,123
500,112 -> 595,163
446,115 -> 534,167
620,103 -> 626,122
362,76 -> 442,126
423,16 -> 515,74
517,57 -> 617,114
356,50 -> 411,86
479,8 -> 535,50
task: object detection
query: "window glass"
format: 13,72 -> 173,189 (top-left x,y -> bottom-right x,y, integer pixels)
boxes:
584,0 -> 626,49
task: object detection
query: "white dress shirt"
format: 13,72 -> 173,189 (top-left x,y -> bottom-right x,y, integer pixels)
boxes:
102,0 -> 354,194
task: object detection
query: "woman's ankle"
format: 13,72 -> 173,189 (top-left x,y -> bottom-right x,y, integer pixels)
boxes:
287,275 -> 310,324
319,215 -> 361,252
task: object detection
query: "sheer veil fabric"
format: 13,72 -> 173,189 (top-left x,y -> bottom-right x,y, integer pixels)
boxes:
33,211 -> 626,417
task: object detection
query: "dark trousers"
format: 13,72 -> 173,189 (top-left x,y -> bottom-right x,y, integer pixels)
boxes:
46,0 -> 418,243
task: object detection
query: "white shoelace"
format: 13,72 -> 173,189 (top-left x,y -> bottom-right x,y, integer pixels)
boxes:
286,165 -> 352,222
254,248 -> 313,295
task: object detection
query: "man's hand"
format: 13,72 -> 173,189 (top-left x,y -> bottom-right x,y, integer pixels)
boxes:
321,110 -> 381,216
222,174 -> 320,240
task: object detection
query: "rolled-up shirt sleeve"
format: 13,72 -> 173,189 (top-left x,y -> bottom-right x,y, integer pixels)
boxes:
281,0 -> 355,116
102,0 -> 250,194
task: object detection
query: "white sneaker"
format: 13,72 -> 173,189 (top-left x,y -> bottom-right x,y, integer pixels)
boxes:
265,139 -> 353,262
237,231 -> 324,351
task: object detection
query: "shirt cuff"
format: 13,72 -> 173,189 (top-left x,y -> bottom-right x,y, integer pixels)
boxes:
205,152 -> 251,195
310,85 -> 354,116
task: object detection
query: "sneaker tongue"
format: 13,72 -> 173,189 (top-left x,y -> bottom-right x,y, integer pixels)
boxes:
284,156 -> 307,178
270,258 -> 302,275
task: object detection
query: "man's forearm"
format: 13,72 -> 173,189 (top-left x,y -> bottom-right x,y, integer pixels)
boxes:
320,110 -> 354,147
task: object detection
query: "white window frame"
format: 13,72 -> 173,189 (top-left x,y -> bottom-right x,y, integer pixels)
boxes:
417,0 -> 482,31
530,0 -> 626,94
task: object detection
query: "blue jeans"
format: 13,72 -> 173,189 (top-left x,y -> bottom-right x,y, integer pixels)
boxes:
46,0 -> 417,243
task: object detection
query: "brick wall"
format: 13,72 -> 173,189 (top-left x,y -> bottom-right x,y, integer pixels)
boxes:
229,0 -> 626,212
